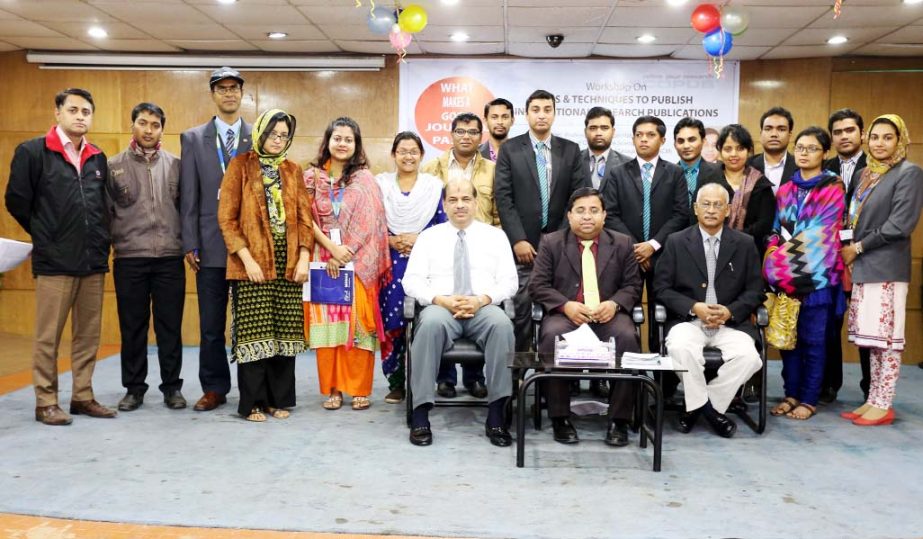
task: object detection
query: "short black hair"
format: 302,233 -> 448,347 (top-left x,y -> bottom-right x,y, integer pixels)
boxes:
584,107 -> 614,128
632,116 -> 666,137
55,88 -> 95,112
567,187 -> 606,212
828,108 -> 864,134
673,117 -> 705,139
760,106 -> 794,131
390,131 -> 424,156
525,89 -> 556,112
794,126 -> 831,153
130,102 -> 166,127
717,124 -> 755,154
483,98 -> 514,119
451,112 -> 483,134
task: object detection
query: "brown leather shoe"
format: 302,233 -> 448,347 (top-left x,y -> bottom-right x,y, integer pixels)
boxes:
35,405 -> 73,426
69,399 -> 117,418
194,391 -> 227,412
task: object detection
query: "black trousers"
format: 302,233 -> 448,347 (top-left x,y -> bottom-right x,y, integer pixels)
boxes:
196,266 -> 231,395
237,355 -> 296,416
114,256 -> 185,395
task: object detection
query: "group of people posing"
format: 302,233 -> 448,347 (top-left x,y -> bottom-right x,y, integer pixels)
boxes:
7,66 -> 921,451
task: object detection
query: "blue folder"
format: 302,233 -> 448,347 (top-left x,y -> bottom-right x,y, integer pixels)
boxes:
309,262 -> 353,305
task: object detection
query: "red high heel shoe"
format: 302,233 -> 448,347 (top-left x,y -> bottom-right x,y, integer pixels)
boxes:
853,408 -> 895,426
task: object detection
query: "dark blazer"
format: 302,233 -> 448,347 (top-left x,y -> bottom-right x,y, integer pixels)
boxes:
721,165 -> 776,255
681,159 -> 734,225
601,158 -> 689,248
180,118 -> 252,268
529,228 -> 641,313
749,152 -> 796,190
580,148 -> 631,191
653,225 -> 764,339
494,132 -> 587,249
478,140 -> 493,161
824,151 -> 867,203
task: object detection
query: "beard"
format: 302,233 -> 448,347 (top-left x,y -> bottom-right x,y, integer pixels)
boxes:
588,139 -> 610,151
490,127 -> 508,141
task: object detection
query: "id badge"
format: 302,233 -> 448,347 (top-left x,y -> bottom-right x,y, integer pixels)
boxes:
839,229 -> 854,242
329,228 -> 342,245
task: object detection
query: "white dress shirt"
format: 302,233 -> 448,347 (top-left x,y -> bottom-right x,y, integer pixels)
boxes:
764,153 -> 787,194
403,220 -> 518,306
839,151 -> 863,192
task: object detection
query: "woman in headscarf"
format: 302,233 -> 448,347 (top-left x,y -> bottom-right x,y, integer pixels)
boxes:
304,117 -> 390,411
764,126 -> 845,421
841,114 -> 923,426
376,132 -> 446,404
217,108 -> 313,422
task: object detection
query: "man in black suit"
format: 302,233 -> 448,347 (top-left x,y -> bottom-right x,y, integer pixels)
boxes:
580,107 -> 630,191
821,108 -> 869,403
748,106 -> 796,194
600,115 -> 688,352
654,183 -> 764,438
180,67 -> 253,412
495,89 -> 587,351
479,98 -> 514,162
673,117 -> 733,224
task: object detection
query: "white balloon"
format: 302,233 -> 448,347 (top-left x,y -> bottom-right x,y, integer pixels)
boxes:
721,6 -> 750,36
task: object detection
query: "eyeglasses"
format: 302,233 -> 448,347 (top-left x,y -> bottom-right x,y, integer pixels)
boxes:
267,132 -> 291,142
395,150 -> 421,157
453,128 -> 481,137
696,201 -> 727,210
793,145 -> 823,154
213,85 -> 242,95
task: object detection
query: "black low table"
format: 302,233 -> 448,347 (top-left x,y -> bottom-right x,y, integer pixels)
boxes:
509,352 -> 681,472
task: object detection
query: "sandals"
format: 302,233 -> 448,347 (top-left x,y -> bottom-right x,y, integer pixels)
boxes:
266,407 -> 290,419
351,396 -> 371,410
786,403 -> 816,420
245,407 -> 267,422
323,393 -> 343,410
771,397 -> 799,416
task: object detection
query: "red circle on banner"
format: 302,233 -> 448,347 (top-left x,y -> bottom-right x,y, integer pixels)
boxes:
414,76 -> 494,152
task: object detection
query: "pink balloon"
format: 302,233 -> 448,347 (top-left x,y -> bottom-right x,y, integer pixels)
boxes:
389,30 -> 412,49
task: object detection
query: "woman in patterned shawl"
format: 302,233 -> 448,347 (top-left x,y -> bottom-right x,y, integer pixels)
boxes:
304,117 -> 390,411
764,126 -> 845,421
217,108 -> 313,422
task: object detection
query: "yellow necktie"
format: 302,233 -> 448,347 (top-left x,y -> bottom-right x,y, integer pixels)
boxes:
581,240 -> 600,309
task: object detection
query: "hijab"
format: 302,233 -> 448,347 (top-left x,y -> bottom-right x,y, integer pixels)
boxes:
252,108 -> 297,233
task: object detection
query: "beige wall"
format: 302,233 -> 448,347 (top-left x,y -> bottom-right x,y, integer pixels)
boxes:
1,51 -> 922,362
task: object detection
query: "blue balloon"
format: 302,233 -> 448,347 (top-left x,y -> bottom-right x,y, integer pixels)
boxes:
368,7 -> 396,35
702,29 -> 733,57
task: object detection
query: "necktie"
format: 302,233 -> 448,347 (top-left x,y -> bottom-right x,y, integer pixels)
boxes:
703,236 -> 718,337
684,166 -> 697,205
225,128 -> 235,154
581,240 -> 600,309
453,229 -> 473,296
594,155 -> 606,189
535,142 -> 549,228
642,162 -> 653,240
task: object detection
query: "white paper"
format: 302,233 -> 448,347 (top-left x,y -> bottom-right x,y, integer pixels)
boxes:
839,229 -> 854,242
0,238 -> 32,272
561,324 -> 602,346
621,355 -> 674,370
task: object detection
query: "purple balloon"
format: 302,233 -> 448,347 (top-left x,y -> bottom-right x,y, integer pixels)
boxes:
702,29 -> 733,57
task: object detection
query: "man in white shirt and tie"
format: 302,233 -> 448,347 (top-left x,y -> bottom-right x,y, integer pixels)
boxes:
403,179 -> 519,447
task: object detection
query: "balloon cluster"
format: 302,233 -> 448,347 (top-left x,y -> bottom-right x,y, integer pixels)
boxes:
690,3 -> 749,78
364,3 -> 429,62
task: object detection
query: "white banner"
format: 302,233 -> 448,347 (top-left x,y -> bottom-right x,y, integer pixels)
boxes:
399,59 -> 739,162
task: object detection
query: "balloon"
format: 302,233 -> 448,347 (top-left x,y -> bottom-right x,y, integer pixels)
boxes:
721,6 -> 750,36
690,3 -> 721,33
389,30 -> 413,50
702,29 -> 733,56
398,4 -> 428,34
367,6 -> 396,35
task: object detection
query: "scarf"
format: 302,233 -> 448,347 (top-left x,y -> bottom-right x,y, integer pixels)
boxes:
848,114 -> 910,228
253,108 -> 297,234
375,171 -> 443,234
129,138 -> 160,163
727,165 -> 763,231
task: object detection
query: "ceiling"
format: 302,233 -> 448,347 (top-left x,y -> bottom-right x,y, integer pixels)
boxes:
0,0 -> 922,60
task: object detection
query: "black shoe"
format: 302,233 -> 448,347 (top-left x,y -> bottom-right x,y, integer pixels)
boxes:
818,387 -> 838,405
551,418 -> 579,444
605,419 -> 629,447
677,409 -> 700,434
742,381 -> 761,404
569,380 -> 581,397
703,408 -> 737,438
118,392 -> 143,412
436,382 -> 457,398
726,397 -> 748,415
590,380 -> 609,398
384,388 -> 405,404
466,380 -> 488,399
409,426 -> 433,446
163,390 -> 186,410
485,425 -> 512,447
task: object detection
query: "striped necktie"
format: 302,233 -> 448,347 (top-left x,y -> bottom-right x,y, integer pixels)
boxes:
684,165 -> 697,205
225,128 -> 235,154
642,162 -> 653,240
535,142 -> 549,228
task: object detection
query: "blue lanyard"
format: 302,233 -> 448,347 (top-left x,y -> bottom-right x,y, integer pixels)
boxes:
329,177 -> 344,219
215,130 -> 240,175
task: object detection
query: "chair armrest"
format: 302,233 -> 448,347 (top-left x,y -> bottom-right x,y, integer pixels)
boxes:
531,302 -> 544,322
502,298 -> 516,319
631,305 -> 644,325
654,304 -> 667,323
403,296 -> 417,320
756,305 -> 769,327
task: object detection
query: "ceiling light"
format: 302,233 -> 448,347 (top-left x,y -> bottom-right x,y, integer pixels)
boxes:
442,0 -> 460,5
267,32 -> 288,39
904,0 -> 923,4
87,26 -> 107,39
666,0 -> 689,6
827,35 -> 849,45
217,0 -> 237,4
450,32 -> 469,42
637,34 -> 656,44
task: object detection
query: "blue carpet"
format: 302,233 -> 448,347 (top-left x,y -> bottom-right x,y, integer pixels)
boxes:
1,348 -> 922,539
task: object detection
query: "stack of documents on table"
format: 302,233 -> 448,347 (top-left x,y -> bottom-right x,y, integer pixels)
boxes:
621,352 -> 674,370
554,324 -> 616,368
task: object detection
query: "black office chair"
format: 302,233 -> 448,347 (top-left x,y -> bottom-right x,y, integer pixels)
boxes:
403,296 -> 516,427
654,303 -> 769,434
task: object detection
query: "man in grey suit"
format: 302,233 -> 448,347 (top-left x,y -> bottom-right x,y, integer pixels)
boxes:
580,107 -> 629,191
179,67 -> 252,412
